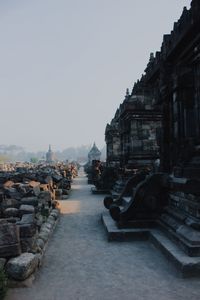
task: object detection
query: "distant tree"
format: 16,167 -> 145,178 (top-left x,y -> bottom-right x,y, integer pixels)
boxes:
30,157 -> 38,163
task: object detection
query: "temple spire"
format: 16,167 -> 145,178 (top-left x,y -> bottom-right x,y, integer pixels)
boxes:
125,88 -> 130,100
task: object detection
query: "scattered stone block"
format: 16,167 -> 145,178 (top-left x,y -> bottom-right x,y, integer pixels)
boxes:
50,209 -> 59,220
38,230 -> 49,243
0,221 -> 21,257
62,189 -> 69,195
47,215 -> 55,224
4,208 -> 19,218
40,225 -> 51,235
4,188 -> 21,200
19,223 -> 37,238
52,174 -> 62,183
21,197 -> 39,207
55,189 -> 62,199
40,184 -> 49,191
18,214 -> 35,225
6,253 -> 39,281
20,237 -> 36,252
28,181 -> 40,196
40,206 -> 50,217
35,214 -> 44,229
52,200 -> 59,209
19,205 -> 35,215
36,238 -> 45,250
3,181 -> 14,188
1,198 -> 20,209
16,183 -> 27,196
43,223 -> 53,231
38,191 -> 51,203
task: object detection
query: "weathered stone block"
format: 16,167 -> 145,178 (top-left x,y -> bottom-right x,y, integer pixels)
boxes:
21,197 -> 39,207
36,238 -> 45,250
40,223 -> 53,234
4,188 -> 21,200
19,223 -> 37,238
47,215 -> 55,224
35,214 -> 44,229
40,206 -> 50,217
4,208 -> 19,218
52,200 -> 59,209
20,237 -> 36,252
19,205 -> 35,215
3,181 -> 14,188
28,181 -> 40,196
16,183 -> 27,196
52,174 -> 62,183
1,198 -> 20,209
39,184 -> 49,191
43,223 -> 52,231
18,214 -> 35,224
62,189 -> 69,195
38,191 -> 51,202
50,209 -> 59,220
0,221 -> 21,258
6,253 -> 39,281
55,189 -> 62,199
38,231 -> 49,243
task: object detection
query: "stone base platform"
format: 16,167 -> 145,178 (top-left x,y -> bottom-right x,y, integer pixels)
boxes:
101,212 -> 150,241
102,212 -> 200,277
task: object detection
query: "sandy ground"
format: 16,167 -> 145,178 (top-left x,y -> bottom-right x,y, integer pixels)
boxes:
5,170 -> 200,300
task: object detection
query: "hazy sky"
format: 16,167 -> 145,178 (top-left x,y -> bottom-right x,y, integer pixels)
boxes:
0,0 -> 190,152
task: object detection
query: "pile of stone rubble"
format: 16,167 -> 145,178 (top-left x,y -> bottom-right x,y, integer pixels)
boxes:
0,162 -> 78,286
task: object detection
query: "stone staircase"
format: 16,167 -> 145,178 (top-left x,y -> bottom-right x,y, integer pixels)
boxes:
102,211 -> 200,277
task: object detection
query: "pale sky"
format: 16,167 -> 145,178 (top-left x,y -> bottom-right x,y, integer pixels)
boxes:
0,0 -> 190,152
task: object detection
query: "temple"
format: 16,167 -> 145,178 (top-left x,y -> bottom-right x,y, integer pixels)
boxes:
88,142 -> 101,166
105,87 -> 162,171
102,0 -> 200,276
46,145 -> 55,163
84,143 -> 102,185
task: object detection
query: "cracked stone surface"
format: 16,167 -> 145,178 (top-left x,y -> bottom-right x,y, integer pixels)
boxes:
5,170 -> 200,300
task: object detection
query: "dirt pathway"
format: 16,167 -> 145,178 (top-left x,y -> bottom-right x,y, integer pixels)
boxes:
5,170 -> 200,300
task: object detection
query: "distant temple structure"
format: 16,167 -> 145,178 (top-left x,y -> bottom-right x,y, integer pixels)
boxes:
46,145 -> 55,163
105,87 -> 161,169
88,143 -> 101,165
